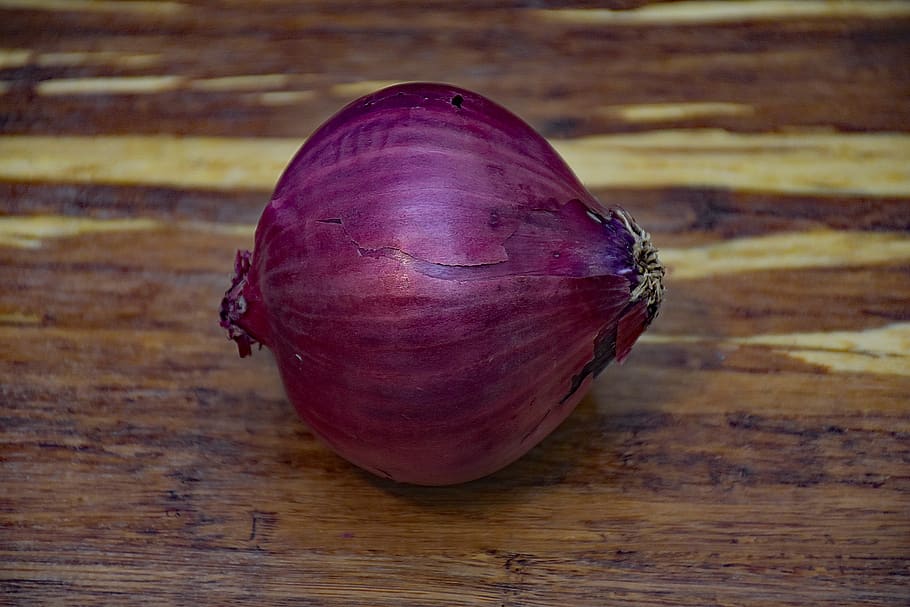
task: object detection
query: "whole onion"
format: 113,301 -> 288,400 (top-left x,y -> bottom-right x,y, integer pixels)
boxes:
220,83 -> 664,485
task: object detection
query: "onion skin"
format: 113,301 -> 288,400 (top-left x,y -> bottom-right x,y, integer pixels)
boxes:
220,83 -> 664,486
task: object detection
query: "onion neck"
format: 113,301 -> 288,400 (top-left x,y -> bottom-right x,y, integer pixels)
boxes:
614,209 -> 665,320
219,249 -> 270,357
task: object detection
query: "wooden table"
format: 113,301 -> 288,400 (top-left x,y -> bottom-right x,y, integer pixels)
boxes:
2,2 -> 909,605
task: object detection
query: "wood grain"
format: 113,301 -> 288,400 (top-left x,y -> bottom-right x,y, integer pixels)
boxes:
3,130 -> 909,195
1,1 -> 909,606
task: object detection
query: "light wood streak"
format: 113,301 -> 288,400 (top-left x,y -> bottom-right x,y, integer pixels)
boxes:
0,136 -> 296,189
37,51 -> 162,68
1,49 -> 162,69
2,131 -> 908,196
330,80 -> 405,98
0,0 -> 186,14
659,230 -> 910,280
36,76 -> 183,95
0,48 -> 31,68
0,312 -> 42,325
36,74 -> 300,95
642,323 -> 910,376
602,102 -> 755,123
555,129 -> 910,196
189,74 -> 290,92
251,90 -> 316,106
738,323 -> 910,376
536,1 -> 910,25
179,220 -> 255,237
0,216 -> 160,248
0,215 -> 256,248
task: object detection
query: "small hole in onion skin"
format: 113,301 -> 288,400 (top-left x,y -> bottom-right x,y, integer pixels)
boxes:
451,94 -> 463,108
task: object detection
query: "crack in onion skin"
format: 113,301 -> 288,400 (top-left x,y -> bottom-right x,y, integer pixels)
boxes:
219,82 -> 664,485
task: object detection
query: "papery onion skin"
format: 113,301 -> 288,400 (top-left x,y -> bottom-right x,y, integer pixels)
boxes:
220,82 -> 664,486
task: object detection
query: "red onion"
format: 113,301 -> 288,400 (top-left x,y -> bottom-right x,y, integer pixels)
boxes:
220,83 -> 664,485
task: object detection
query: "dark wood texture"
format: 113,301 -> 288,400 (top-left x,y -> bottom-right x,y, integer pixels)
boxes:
1,2 -> 909,605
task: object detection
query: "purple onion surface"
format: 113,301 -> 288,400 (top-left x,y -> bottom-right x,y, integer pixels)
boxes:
221,83 -> 664,485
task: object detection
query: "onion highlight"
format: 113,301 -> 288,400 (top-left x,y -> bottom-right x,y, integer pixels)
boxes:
220,83 -> 664,485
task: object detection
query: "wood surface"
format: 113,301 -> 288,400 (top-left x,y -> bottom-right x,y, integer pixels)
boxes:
2,1 -> 909,605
